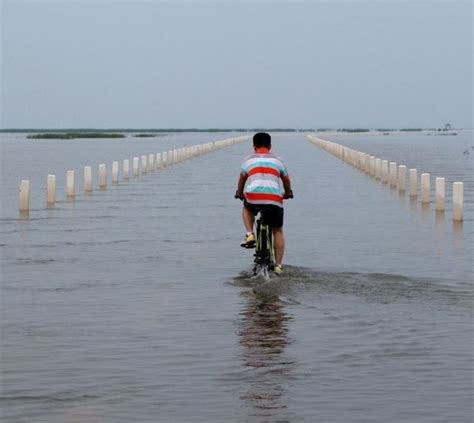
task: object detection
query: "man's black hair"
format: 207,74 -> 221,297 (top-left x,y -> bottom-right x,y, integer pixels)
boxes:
253,132 -> 271,148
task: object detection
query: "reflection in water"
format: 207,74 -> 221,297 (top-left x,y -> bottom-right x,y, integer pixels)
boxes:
409,196 -> 417,218
435,210 -> 445,240
421,202 -> 430,222
47,207 -> 56,219
452,221 -> 464,258
18,215 -> 31,246
398,190 -> 406,208
18,210 -> 30,220
435,210 -> 445,225
238,294 -> 294,421
452,220 -> 464,238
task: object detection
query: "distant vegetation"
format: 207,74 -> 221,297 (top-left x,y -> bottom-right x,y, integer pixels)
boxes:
133,133 -> 165,138
400,128 -> 423,132
338,128 -> 370,133
27,132 -> 125,139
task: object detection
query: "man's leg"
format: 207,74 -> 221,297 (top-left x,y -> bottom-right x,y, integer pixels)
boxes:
273,228 -> 285,265
242,206 -> 254,233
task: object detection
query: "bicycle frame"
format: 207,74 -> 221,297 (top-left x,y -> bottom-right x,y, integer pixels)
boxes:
253,215 -> 275,278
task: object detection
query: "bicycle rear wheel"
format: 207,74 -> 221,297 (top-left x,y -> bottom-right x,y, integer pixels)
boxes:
253,220 -> 273,276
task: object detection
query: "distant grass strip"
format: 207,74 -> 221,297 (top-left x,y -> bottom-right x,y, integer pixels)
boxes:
133,133 -> 164,138
27,132 -> 126,139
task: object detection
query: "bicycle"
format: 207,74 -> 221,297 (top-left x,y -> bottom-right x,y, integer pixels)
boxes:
235,190 -> 293,279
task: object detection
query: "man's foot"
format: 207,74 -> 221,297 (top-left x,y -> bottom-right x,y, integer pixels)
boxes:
273,264 -> 283,275
240,233 -> 255,248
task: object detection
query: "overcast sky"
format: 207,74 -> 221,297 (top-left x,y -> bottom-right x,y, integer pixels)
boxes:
1,1 -> 472,129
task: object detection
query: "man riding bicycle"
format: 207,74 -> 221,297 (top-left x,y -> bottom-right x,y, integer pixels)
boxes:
235,132 -> 293,275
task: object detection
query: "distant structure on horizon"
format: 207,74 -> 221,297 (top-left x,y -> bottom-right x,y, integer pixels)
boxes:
445,123 -> 452,131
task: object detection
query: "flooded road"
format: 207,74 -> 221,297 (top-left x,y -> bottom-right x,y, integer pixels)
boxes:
1,132 -> 473,422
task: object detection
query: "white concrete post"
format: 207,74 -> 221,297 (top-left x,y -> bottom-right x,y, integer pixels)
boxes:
112,161 -> 119,183
47,174 -> 56,204
162,152 -> 167,166
133,157 -> 139,176
409,169 -> 417,197
381,160 -> 389,183
369,156 -> 375,176
421,173 -> 430,203
389,162 -> 397,187
435,177 -> 445,211
364,154 -> 370,173
357,152 -> 363,169
375,159 -> 381,179
141,155 -> 148,173
84,166 -> 92,191
99,164 -> 106,188
66,170 -> 75,197
453,182 -> 463,221
19,180 -> 30,211
148,154 -> 155,171
123,159 -> 130,180
398,165 -> 406,191
156,153 -> 162,168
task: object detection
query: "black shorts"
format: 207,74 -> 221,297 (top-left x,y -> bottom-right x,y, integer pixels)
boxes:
244,200 -> 284,229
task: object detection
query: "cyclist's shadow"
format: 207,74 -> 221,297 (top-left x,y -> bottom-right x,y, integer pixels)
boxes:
238,293 -> 296,420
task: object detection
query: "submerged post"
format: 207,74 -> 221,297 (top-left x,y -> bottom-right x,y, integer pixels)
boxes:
66,170 -> 75,197
409,169 -> 417,197
435,177 -> 445,211
47,174 -> 56,204
421,173 -> 430,203
381,160 -> 389,183
84,166 -> 92,192
148,154 -> 155,171
19,180 -> 30,211
133,157 -> 139,176
99,164 -> 106,188
389,162 -> 397,188
398,165 -> 406,191
369,156 -> 375,176
453,182 -> 463,221
123,159 -> 130,180
112,161 -> 119,183
375,158 -> 381,179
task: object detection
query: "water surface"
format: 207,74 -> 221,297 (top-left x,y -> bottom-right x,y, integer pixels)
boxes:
1,132 -> 472,422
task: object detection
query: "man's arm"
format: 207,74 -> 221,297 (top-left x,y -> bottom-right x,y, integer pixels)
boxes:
282,176 -> 293,199
235,173 -> 247,199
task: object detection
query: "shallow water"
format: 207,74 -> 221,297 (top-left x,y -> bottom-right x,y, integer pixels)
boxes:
0,132 -> 473,422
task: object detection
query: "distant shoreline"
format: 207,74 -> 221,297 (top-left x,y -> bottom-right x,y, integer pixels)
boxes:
0,127 -> 470,134
0,128 -> 309,134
